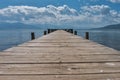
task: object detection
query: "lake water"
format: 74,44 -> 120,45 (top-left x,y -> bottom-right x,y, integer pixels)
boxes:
0,29 -> 44,51
0,29 -> 120,51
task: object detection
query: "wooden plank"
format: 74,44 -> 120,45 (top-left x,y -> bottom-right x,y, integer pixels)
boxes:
17,41 -> 111,49
0,51 -> 120,56
0,74 -> 120,80
0,63 -> 120,75
4,46 -> 119,54
18,42 -> 103,47
0,53 -> 120,63
28,39 -> 92,43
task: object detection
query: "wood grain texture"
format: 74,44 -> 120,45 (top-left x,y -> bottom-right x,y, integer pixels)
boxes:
0,30 -> 120,80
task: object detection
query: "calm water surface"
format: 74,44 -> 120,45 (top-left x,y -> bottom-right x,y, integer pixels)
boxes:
0,29 -> 120,51
77,29 -> 120,51
0,29 -> 44,51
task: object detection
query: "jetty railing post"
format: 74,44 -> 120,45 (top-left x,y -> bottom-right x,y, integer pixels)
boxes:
69,29 -> 73,33
71,29 -> 73,34
31,32 -> 35,40
85,32 -> 89,40
48,29 -> 50,34
74,31 -> 77,35
44,31 -> 47,35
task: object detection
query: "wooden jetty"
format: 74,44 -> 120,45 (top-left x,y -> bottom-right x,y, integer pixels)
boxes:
0,30 -> 120,80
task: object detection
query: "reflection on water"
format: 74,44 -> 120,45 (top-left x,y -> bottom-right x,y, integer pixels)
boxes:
0,29 -> 120,51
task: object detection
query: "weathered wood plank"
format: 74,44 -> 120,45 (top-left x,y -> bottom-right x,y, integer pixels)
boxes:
0,63 -> 120,74
0,53 -> 120,63
18,42 -> 104,47
0,51 -> 119,56
0,74 -> 120,80
4,47 -> 119,54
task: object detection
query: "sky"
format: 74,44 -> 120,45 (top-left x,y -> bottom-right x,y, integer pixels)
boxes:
0,0 -> 120,29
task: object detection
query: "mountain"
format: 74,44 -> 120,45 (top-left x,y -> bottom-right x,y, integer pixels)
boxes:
94,24 -> 120,30
0,22 -> 41,30
0,22 -> 70,30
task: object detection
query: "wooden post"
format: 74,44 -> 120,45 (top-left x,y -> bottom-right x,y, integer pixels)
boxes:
48,29 -> 50,34
74,31 -> 77,35
44,31 -> 47,35
71,29 -> 73,34
85,32 -> 89,40
31,32 -> 35,40
69,29 -> 73,33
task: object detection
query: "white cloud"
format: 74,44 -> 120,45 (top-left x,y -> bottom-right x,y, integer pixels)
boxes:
81,5 -> 110,15
80,5 -> 120,25
0,5 -> 120,28
108,0 -> 120,3
0,5 -> 79,25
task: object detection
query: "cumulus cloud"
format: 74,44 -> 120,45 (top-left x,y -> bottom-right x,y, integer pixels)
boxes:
108,0 -> 120,3
81,5 -> 110,15
0,5 -> 120,28
81,5 -> 120,24
0,5 -> 79,25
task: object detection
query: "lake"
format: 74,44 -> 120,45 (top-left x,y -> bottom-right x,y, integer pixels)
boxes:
0,29 -> 120,51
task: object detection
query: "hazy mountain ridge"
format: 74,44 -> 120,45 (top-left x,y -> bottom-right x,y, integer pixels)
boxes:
0,22 -> 120,30
102,24 -> 120,29
0,22 -> 84,29
0,22 -> 41,30
95,24 -> 120,30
